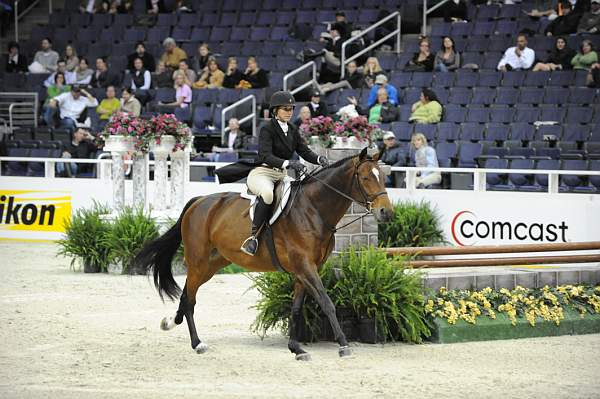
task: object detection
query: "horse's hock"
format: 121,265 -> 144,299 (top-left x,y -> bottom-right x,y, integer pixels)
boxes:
309,146 -> 378,253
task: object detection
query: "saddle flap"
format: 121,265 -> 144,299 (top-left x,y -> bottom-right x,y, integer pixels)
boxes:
241,177 -> 294,225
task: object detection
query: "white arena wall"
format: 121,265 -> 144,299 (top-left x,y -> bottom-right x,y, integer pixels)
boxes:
1,176 -> 598,245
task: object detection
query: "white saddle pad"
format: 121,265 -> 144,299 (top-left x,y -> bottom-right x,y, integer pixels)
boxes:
240,176 -> 294,225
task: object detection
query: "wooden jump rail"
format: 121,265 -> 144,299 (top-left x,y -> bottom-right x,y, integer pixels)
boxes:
385,241 -> 600,269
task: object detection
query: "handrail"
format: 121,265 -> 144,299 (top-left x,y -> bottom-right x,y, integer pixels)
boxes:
6,98 -> 39,129
13,0 -> 42,42
220,94 -> 256,143
283,61 -> 317,95
340,11 -> 401,79
422,0 -> 451,37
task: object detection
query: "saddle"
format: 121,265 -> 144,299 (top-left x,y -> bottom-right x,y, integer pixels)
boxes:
240,176 -> 294,225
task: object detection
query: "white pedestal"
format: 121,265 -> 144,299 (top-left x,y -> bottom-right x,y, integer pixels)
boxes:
132,153 -> 149,209
150,135 -> 176,212
104,135 -> 135,211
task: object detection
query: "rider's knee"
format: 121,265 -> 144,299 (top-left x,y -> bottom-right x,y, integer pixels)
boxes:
261,191 -> 274,205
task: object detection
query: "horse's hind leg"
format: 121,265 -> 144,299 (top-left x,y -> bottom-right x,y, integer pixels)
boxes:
288,281 -> 311,361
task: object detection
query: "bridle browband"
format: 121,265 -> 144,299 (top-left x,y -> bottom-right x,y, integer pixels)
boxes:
301,158 -> 387,213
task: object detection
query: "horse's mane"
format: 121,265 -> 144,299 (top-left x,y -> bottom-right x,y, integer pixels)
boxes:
291,154 -> 356,187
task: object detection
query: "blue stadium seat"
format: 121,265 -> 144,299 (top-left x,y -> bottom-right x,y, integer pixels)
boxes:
411,72 -> 434,87
489,107 -> 515,123
510,123 -> 536,142
524,71 -> 550,87
562,124 -> 591,142
478,71 -> 502,87
449,87 -> 472,105
484,159 -> 509,189
457,141 -> 483,167
514,106 -> 540,123
565,107 -> 593,124
548,71 -> 574,87
569,88 -> 596,104
494,87 -> 518,105
486,123 -> 510,142
466,106 -> 490,123
543,87 -> 567,105
437,123 -> 460,142
444,105 -> 467,123
519,88 -> 544,104
561,160 -> 590,191
435,142 -> 458,167
454,71 -> 479,88
413,124 -> 437,142
471,87 -> 495,105
501,71 -> 526,87
509,159 -> 535,188
461,123 -> 485,141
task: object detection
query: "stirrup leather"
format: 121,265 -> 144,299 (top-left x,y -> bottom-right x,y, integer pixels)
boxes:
240,235 -> 259,256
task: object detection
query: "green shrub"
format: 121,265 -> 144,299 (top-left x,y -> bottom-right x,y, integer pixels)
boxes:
250,246 -> 430,343
57,202 -> 112,271
378,200 -> 445,248
103,207 -> 160,273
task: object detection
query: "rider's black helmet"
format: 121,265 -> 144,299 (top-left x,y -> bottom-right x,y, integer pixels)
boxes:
269,91 -> 296,112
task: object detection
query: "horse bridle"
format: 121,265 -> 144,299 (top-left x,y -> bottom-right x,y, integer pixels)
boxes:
303,159 -> 387,213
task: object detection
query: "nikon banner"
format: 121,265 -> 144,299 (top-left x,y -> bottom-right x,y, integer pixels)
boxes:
0,190 -> 72,241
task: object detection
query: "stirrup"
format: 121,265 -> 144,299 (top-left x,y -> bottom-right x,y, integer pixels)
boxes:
240,236 -> 259,256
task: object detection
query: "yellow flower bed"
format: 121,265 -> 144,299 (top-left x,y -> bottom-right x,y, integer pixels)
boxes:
426,285 -> 600,327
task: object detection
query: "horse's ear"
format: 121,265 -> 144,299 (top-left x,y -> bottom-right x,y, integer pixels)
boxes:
372,151 -> 381,161
359,147 -> 368,161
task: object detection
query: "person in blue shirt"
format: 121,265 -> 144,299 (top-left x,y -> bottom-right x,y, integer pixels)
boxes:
367,74 -> 398,107
411,132 -> 441,188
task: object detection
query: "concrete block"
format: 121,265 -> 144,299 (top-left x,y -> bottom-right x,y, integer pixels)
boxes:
557,270 -> 580,286
362,216 -> 379,234
353,203 -> 368,214
335,216 -> 362,234
334,235 -> 350,252
368,234 -> 378,247
475,275 -> 495,291
350,234 -> 368,247
424,277 -> 447,291
580,270 -> 600,285
345,205 -> 354,216
515,272 -> 537,289
447,275 -> 475,291
494,274 -> 516,290
537,271 -> 558,288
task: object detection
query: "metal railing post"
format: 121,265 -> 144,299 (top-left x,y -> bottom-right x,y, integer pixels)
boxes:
221,95 -> 256,142
283,61 -> 317,95
340,11 -> 402,79
14,1 -> 19,42
422,0 -> 451,37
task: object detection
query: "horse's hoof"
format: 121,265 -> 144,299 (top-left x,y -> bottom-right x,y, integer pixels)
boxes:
339,346 -> 353,358
194,342 -> 209,354
160,316 -> 176,331
295,353 -> 312,361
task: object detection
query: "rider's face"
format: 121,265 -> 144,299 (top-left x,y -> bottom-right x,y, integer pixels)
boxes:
276,106 -> 294,122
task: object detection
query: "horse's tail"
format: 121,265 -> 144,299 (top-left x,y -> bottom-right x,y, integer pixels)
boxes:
134,197 -> 198,301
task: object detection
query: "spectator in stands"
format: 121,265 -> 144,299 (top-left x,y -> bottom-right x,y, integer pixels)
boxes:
57,127 -> 98,177
147,0 -> 166,14
127,42 -> 155,72
344,61 -> 364,89
4,41 -> 27,73
367,74 -> 398,107
221,118 -> 247,151
379,131 -> 405,187
223,57 -> 243,89
159,70 -> 191,109
333,11 -> 352,40
497,34 -> 535,71
96,85 -> 120,129
307,89 -> 329,118
80,0 -> 104,14
533,36 -> 576,71
578,0 -> 600,33
154,60 -> 173,88
91,57 -> 121,88
47,85 -> 98,129
191,43 -> 211,75
44,60 -> 76,87
117,0 -> 133,13
160,37 -> 187,71
63,45 -> 79,73
74,57 -> 94,85
405,38 -> 435,72
411,132 -> 441,189
174,59 -> 197,85
526,2 -> 562,21
349,87 -> 399,124
434,36 -> 461,72
374,10 -> 397,50
294,105 -> 312,128
319,23 -> 345,83
545,2 -> 582,36
240,56 -> 269,89
30,38 -> 59,73
192,58 -> 224,89
120,87 -> 141,117
363,56 -> 383,88
131,57 -> 152,90
43,72 -> 70,126
409,88 -> 442,124
571,39 -> 598,70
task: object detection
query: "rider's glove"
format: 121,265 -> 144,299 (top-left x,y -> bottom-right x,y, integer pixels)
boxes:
317,155 -> 329,167
287,160 -> 306,173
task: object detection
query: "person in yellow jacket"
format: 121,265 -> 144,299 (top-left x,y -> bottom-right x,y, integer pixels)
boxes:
409,88 -> 443,124
96,86 -> 121,129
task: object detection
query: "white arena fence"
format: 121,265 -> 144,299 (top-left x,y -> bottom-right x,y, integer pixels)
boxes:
0,155 -> 599,245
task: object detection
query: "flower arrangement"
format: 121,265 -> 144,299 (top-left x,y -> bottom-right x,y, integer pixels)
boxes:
150,113 -> 193,152
98,112 -> 150,153
301,115 -> 382,148
425,285 -> 600,327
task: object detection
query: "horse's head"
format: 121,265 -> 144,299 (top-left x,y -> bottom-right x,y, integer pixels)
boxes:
353,147 -> 393,223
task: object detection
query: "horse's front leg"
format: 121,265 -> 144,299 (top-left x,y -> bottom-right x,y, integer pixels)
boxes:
288,281 -> 311,361
297,264 -> 352,358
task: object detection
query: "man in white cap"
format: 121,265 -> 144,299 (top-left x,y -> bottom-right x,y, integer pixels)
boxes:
379,131 -> 406,187
367,74 -> 398,108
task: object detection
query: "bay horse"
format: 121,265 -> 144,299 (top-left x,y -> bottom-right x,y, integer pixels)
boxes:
133,147 -> 393,360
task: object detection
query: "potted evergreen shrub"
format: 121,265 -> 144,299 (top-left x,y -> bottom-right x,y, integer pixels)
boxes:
57,203 -> 112,273
103,207 -> 160,275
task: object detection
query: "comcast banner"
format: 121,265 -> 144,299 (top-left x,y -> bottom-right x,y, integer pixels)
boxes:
0,190 -> 72,241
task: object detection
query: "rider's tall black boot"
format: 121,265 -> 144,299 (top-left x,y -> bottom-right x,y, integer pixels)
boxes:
240,198 -> 271,256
